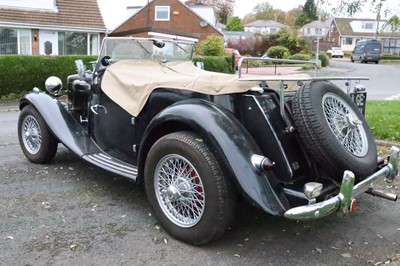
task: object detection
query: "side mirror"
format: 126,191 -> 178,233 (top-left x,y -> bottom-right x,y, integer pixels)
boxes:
75,59 -> 87,81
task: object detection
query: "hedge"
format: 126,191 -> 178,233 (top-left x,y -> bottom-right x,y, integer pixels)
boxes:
0,54 -> 235,97
193,55 -> 235,74
381,54 -> 400,60
0,55 -> 96,96
289,53 -> 311,61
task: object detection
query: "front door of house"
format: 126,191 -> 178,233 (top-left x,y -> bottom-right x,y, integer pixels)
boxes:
39,30 -> 58,55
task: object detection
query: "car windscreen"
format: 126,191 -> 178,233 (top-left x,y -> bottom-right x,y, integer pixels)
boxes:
99,38 -> 194,63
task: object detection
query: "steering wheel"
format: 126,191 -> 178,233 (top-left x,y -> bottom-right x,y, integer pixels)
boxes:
100,56 -> 111,66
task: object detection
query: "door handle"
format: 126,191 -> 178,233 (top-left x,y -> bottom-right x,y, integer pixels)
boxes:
90,104 -> 107,115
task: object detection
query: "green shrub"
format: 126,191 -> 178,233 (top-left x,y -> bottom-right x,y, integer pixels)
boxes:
317,53 -> 329,67
193,55 -> 234,74
311,52 -> 330,67
289,53 -> 311,61
196,35 -> 225,56
0,55 -> 96,97
266,46 -> 290,59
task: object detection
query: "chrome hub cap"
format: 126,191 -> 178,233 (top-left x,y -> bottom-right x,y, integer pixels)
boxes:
154,154 -> 205,228
322,93 -> 368,157
21,115 -> 42,155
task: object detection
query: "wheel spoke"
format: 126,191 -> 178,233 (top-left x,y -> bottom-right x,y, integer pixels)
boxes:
154,154 -> 205,228
21,116 -> 42,155
322,93 -> 368,157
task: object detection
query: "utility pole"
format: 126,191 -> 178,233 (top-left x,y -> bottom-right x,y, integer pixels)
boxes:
315,0 -> 321,77
374,0 -> 385,39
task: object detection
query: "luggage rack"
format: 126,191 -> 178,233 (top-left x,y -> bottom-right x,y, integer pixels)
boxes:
237,56 -> 370,128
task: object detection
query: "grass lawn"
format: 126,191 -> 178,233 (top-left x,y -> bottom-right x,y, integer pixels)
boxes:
366,101 -> 400,142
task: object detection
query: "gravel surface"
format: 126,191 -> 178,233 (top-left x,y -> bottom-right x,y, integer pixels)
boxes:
1,110 -> 399,266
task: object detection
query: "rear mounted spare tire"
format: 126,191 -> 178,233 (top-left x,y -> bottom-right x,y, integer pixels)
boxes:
291,80 -> 377,181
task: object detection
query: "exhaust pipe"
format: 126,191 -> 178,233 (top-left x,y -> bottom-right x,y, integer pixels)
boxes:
366,188 -> 398,201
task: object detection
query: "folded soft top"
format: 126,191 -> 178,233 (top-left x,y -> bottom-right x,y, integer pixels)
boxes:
101,60 -> 257,116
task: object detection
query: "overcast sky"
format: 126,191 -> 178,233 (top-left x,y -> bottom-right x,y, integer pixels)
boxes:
97,0 -> 400,30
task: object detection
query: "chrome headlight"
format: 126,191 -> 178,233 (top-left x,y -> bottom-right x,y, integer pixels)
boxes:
45,76 -> 63,96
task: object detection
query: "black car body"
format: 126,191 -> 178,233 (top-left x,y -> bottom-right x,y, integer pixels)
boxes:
18,37 -> 399,245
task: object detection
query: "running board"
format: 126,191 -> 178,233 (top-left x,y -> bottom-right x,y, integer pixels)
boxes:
82,153 -> 138,180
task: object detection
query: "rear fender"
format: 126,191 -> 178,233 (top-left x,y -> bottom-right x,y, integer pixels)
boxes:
139,99 -> 290,215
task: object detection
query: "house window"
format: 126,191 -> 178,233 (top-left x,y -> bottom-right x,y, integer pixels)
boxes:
342,37 -> 353,45
155,6 -> 170,21
19,29 -> 31,54
0,28 -> 31,55
58,32 -> 99,55
58,32 -> 87,55
89,34 -> 99,55
383,38 -> 400,54
306,28 -> 311,35
362,22 -> 374,30
270,28 -> 277,33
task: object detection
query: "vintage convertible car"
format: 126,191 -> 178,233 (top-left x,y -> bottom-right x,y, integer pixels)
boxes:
18,37 -> 399,245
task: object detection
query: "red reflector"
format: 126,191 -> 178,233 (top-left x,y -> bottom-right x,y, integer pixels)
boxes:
350,199 -> 357,212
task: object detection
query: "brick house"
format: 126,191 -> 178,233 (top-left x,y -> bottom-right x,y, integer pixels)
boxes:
327,18 -> 400,53
110,0 -> 223,42
0,0 -> 106,55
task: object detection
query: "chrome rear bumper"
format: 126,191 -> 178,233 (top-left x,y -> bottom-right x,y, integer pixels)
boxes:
284,146 -> 399,220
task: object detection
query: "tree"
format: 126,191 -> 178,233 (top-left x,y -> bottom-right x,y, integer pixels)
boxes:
250,3 -> 286,22
225,16 -> 244,31
321,0 -> 399,33
385,15 -> 400,32
295,0 -> 318,28
303,0 -> 318,21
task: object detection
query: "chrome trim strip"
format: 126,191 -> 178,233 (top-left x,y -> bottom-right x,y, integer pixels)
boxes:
284,146 -> 399,220
86,154 -> 137,174
93,154 -> 136,172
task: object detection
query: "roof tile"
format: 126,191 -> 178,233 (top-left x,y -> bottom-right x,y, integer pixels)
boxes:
0,0 -> 106,30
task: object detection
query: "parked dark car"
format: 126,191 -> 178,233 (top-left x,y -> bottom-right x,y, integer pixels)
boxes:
18,37 -> 399,245
351,39 -> 382,64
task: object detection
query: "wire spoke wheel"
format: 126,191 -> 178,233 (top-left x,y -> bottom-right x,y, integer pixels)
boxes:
145,132 -> 236,245
322,93 -> 368,157
21,115 -> 42,155
292,81 -> 377,180
18,105 -> 58,164
155,154 -> 205,228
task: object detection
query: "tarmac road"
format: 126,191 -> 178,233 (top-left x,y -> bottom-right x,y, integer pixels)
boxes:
1,110 -> 400,266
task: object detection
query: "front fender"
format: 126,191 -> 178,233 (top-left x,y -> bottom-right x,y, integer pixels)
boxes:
139,99 -> 290,216
20,92 -> 99,156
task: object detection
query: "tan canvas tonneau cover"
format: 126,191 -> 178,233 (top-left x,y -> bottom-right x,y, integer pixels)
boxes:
101,60 -> 258,116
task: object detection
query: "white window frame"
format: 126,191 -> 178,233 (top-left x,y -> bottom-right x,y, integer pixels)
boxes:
17,29 -> 32,55
362,22 -> 374,30
155,6 -> 170,21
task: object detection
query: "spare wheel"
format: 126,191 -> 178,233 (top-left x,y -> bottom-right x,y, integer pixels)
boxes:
291,80 -> 377,181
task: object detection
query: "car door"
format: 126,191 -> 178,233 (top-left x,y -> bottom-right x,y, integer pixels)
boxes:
90,89 -> 138,164
353,44 -> 364,61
